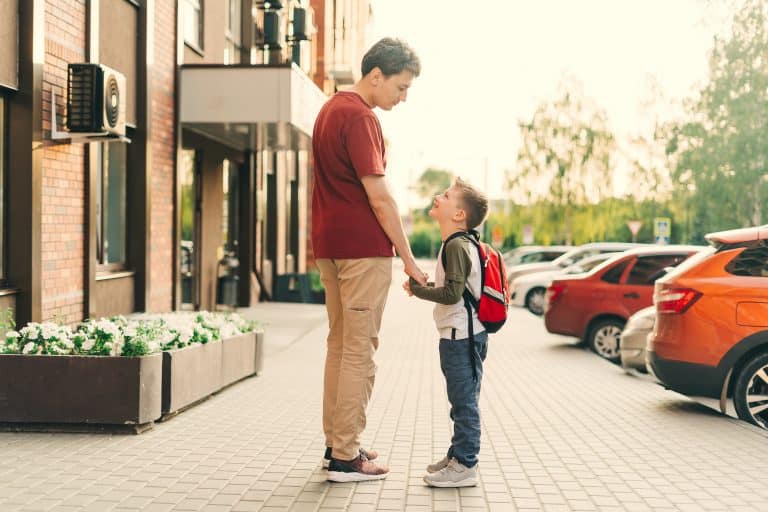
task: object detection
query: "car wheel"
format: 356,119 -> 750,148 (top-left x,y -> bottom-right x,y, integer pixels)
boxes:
588,319 -> 625,363
525,287 -> 546,316
733,352 -> 768,429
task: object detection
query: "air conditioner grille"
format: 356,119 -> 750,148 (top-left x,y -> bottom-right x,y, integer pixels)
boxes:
104,74 -> 120,128
67,65 -> 100,132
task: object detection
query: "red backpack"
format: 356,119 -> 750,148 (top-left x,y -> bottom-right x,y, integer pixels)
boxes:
441,231 -> 510,334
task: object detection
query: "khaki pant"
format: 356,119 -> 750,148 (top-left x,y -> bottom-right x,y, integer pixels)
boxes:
316,257 -> 392,461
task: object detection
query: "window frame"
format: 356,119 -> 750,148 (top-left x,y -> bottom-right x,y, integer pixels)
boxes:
224,0 -> 242,64
95,141 -> 129,272
183,0 -> 205,54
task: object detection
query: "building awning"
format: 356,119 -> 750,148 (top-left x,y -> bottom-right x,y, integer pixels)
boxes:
180,63 -> 327,151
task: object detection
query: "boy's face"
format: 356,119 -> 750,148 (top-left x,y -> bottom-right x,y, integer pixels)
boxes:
429,185 -> 465,225
371,69 -> 415,111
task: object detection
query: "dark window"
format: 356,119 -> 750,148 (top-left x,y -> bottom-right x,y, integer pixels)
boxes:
183,0 -> 204,50
726,242 -> 768,277
627,254 -> 689,285
96,142 -> 128,268
601,259 -> 630,284
0,96 -> 5,281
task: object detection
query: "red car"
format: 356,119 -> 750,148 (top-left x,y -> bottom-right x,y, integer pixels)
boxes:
544,245 -> 702,362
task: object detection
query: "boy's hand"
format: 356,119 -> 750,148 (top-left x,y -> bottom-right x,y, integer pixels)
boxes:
402,279 -> 413,296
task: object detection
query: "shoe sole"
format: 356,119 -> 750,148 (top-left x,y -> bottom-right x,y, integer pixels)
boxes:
422,476 -> 477,487
327,471 -> 388,482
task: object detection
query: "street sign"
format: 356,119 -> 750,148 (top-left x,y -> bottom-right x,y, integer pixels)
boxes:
654,217 -> 671,245
626,220 -> 643,242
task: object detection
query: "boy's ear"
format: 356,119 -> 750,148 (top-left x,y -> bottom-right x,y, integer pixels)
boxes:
453,208 -> 467,222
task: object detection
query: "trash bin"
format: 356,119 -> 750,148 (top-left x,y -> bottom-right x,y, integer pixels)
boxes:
216,251 -> 240,307
273,273 -> 312,303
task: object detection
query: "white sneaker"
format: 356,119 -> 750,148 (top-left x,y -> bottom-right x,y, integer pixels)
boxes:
423,458 -> 478,488
426,455 -> 450,473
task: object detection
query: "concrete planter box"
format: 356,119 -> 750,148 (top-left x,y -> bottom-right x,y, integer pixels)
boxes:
254,328 -> 264,375
162,341 -> 223,415
163,331 -> 263,415
221,331 -> 258,388
0,353 -> 162,426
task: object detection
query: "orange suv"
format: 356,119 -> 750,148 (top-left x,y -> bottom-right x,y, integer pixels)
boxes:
648,224 -> 768,428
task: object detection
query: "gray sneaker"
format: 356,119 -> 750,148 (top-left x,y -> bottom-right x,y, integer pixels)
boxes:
426,455 -> 450,473
423,458 -> 478,488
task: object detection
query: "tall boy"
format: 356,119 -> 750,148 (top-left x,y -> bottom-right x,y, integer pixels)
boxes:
404,178 -> 489,488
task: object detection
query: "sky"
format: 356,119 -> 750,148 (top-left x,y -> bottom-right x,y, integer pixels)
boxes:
367,0 -> 735,211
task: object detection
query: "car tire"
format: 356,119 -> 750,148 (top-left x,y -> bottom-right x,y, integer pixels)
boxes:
525,287 -> 546,316
588,318 -> 625,363
733,351 -> 768,429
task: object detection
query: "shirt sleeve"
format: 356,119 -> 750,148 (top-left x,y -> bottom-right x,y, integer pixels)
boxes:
345,113 -> 386,179
409,238 -> 472,305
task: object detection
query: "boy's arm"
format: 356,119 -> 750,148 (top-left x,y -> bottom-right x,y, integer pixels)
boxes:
409,240 -> 471,305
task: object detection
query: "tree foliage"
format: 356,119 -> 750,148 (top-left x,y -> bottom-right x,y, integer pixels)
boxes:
666,0 -> 768,242
509,78 -> 616,243
416,168 -> 454,201
409,2 -> 768,252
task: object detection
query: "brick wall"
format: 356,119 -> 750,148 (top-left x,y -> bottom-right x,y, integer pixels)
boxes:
148,0 -> 176,312
41,0 -> 87,324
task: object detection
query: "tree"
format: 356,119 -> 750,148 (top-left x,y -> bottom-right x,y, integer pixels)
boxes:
508,77 -> 617,243
416,168 -> 453,201
668,0 -> 768,240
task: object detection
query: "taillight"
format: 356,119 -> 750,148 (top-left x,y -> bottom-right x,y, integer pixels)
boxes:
547,282 -> 567,306
655,288 -> 702,314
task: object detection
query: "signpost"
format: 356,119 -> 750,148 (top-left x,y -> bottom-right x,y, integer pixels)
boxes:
492,225 -> 503,247
654,217 -> 671,245
522,224 -> 534,245
626,220 -> 643,243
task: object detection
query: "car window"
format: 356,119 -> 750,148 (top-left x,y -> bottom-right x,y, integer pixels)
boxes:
626,254 -> 689,285
520,253 -> 543,263
540,251 -> 566,262
601,259 -> 631,284
726,242 -> 768,277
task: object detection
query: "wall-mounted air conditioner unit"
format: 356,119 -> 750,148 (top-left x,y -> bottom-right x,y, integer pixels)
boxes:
66,63 -> 126,138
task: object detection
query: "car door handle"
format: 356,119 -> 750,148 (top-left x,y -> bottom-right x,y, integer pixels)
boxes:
623,292 -> 640,299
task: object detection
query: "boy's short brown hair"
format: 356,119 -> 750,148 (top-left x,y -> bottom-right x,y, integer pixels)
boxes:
361,38 -> 421,78
454,177 -> 488,231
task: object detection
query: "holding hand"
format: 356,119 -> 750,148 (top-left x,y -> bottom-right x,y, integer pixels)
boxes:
402,279 -> 413,296
404,260 -> 428,286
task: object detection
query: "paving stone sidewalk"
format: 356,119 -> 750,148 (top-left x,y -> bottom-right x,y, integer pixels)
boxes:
2,272 -> 768,511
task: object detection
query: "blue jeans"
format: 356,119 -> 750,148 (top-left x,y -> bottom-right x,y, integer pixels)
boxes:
439,331 -> 488,468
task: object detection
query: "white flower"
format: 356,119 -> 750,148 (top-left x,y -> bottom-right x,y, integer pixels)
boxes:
6,330 -> 19,339
22,342 -> 36,354
82,338 -> 95,351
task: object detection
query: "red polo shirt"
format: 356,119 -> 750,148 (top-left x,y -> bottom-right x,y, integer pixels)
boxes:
311,91 -> 395,259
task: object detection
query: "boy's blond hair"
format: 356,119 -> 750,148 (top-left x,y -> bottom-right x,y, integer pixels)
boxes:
454,177 -> 488,231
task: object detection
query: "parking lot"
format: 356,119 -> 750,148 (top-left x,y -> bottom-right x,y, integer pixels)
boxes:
2,273 -> 768,511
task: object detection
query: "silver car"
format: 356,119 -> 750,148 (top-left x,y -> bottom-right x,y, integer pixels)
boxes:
619,306 -> 656,373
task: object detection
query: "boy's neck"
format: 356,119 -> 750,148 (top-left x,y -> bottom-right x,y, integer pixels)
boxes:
441,224 -> 468,241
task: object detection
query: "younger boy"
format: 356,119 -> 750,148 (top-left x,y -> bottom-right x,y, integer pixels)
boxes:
404,177 -> 489,488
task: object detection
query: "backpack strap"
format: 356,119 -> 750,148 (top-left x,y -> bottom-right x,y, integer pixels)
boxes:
441,230 -> 482,383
